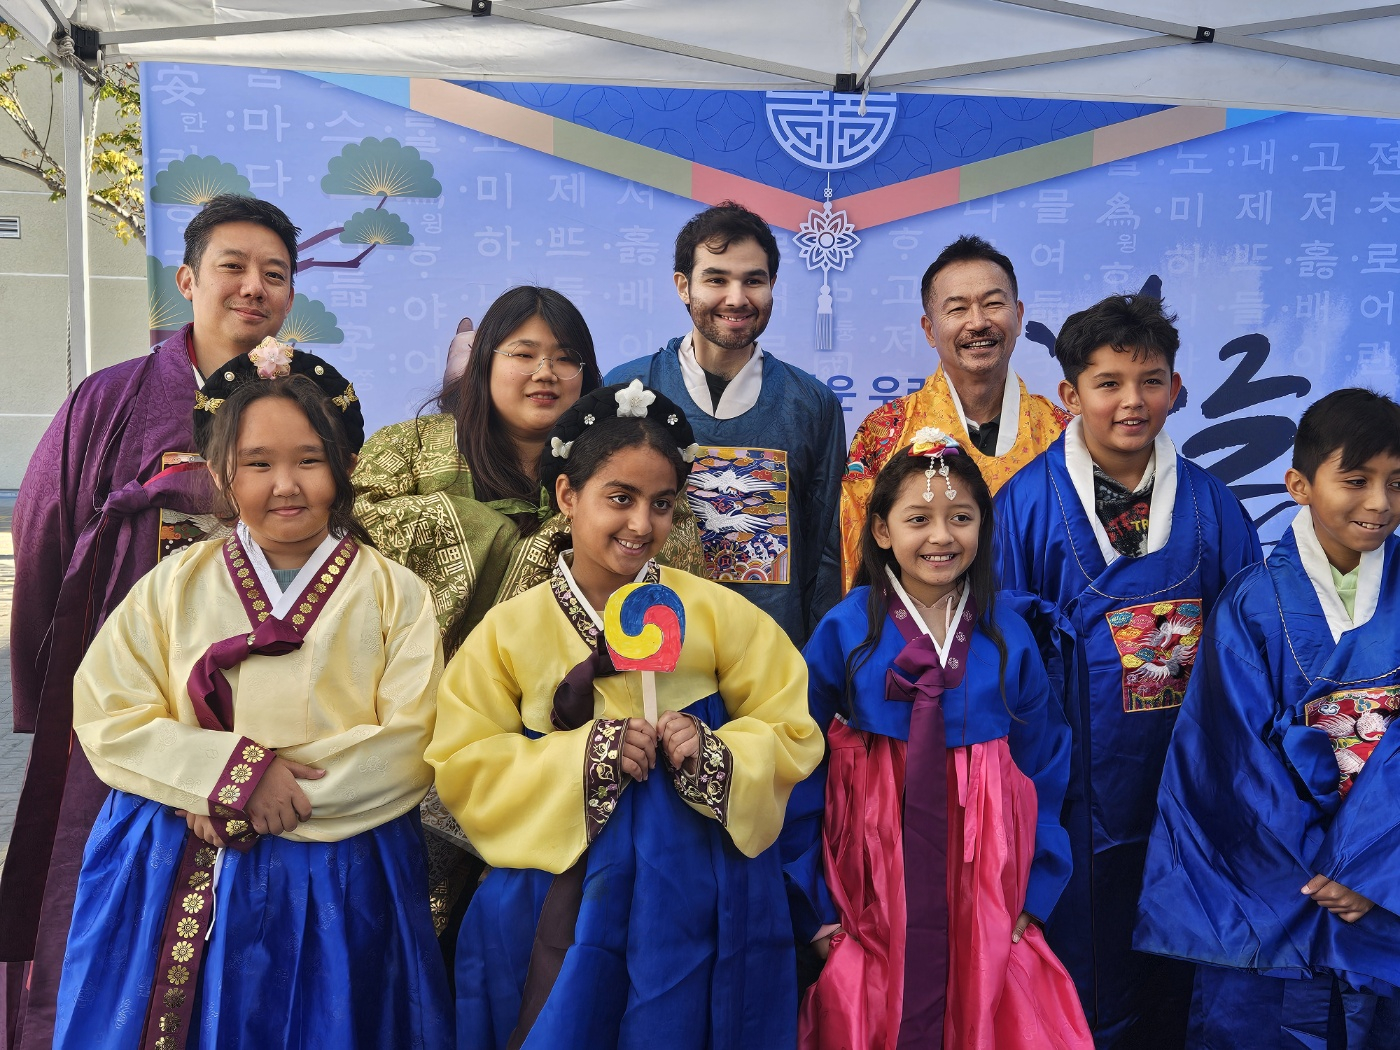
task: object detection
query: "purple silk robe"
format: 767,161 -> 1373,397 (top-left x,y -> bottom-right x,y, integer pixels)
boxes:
2,326 -> 215,1050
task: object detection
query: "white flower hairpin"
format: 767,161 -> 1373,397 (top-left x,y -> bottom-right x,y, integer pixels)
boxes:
615,379 -> 656,418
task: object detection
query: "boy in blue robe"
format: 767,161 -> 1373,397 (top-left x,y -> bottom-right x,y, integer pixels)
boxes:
995,294 -> 1262,1047
1136,388 -> 1400,1049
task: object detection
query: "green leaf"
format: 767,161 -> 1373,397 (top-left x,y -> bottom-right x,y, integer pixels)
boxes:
151,154 -> 250,205
147,256 -> 193,331
340,207 -> 414,246
278,294 -> 344,346
321,137 -> 441,199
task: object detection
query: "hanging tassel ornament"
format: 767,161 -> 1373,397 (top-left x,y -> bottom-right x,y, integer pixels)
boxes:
794,179 -> 859,353
816,282 -> 834,351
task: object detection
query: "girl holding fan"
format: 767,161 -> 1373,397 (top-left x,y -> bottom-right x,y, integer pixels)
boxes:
429,381 -> 823,1049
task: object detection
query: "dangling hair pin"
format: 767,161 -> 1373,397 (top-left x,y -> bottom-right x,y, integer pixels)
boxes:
908,427 -> 961,502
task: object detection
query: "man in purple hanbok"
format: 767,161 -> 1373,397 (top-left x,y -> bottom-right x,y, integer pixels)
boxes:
1,195 -> 299,1050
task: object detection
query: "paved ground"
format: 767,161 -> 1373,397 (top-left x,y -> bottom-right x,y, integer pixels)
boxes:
0,490 -> 28,873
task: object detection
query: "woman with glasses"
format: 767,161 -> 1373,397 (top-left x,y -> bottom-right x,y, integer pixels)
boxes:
352,286 -> 703,959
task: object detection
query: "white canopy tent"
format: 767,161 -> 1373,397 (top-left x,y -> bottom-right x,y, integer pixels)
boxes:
4,0 -> 1400,383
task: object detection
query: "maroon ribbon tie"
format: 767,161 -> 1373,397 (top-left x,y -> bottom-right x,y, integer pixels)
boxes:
885,589 -> 976,1050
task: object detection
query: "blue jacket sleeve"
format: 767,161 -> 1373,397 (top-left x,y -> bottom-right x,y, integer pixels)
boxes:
1002,614 -> 1074,923
1217,482 -> 1264,584
778,609 -> 847,940
806,384 -> 847,634
1136,588 -> 1326,968
993,479 -> 1036,596
1313,728 -> 1400,920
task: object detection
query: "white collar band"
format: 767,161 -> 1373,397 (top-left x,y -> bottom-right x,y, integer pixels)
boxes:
1062,416 -> 1178,565
677,332 -> 765,420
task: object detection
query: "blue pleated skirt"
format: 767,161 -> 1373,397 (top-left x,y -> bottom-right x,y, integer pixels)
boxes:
455,695 -> 798,1050
54,790 -> 452,1050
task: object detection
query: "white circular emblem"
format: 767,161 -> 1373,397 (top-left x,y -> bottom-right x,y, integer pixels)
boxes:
764,91 -> 899,171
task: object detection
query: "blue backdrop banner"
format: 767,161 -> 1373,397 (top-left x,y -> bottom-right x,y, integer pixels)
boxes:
143,64 -> 1400,544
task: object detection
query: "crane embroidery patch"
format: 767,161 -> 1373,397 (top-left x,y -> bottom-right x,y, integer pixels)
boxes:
686,447 -> 789,585
1304,686 -> 1400,797
1105,599 -> 1203,712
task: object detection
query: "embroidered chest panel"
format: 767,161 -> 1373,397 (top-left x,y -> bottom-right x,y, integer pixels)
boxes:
686,446 -> 790,585
849,398 -> 908,477
1104,598 -> 1204,713
1305,685 -> 1400,797
157,451 -> 229,561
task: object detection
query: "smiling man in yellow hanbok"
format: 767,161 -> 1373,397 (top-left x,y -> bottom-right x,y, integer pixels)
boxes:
840,234 -> 1068,589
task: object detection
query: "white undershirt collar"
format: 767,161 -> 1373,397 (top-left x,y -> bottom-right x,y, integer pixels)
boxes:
884,566 -> 970,667
677,332 -> 765,420
555,552 -> 654,629
1289,507 -> 1384,642
1062,416 -> 1178,565
943,368 -> 1022,458
235,523 -> 344,620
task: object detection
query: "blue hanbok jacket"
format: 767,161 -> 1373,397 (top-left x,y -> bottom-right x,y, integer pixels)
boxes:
1137,512 -> 1400,997
994,423 -> 1261,1039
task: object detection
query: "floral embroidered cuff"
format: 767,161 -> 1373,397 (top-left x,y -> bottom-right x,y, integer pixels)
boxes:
583,719 -> 629,843
205,738 -> 275,851
664,715 -> 732,827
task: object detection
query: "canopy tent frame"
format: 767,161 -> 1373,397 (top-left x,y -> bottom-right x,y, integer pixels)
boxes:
1,0 -> 1398,385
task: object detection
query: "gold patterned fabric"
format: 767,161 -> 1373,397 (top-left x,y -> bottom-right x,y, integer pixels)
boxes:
583,718 -> 629,842
664,715 -> 733,827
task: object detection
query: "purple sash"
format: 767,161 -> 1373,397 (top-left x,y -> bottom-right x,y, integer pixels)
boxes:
137,531 -> 357,1050
884,587 -> 976,1050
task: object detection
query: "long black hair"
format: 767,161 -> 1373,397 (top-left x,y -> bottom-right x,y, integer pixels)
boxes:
844,445 -> 1009,712
204,373 -> 371,547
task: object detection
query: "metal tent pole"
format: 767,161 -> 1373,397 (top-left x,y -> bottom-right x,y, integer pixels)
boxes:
59,36 -> 91,386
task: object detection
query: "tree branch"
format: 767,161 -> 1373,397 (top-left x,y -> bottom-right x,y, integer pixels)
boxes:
296,227 -> 346,251
297,244 -> 378,272
86,193 -> 146,245
0,152 -> 61,191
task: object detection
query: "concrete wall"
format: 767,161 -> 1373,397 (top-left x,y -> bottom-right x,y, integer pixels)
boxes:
0,76 -> 148,489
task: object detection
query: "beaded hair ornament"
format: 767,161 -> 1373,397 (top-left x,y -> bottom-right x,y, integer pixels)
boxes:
192,336 -> 365,454
908,426 -> 961,502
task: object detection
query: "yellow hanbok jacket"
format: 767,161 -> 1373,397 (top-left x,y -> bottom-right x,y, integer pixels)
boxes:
72,535 -> 442,842
427,562 -> 824,873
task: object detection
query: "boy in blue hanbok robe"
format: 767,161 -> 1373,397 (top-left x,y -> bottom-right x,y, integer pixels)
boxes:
995,294 -> 1261,1047
1137,388 -> 1400,1049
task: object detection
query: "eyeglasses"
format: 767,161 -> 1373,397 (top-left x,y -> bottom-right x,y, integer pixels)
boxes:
491,348 -> 586,380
